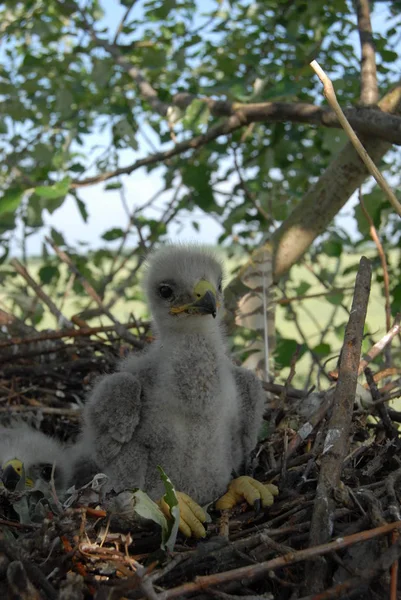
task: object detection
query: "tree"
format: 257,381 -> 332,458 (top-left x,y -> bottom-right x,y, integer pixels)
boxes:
1,0 -> 400,383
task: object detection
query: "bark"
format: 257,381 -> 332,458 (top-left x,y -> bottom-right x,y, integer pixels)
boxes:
224,82 -> 401,325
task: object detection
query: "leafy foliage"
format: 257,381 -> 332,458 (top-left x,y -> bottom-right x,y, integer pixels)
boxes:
1,0 -> 400,385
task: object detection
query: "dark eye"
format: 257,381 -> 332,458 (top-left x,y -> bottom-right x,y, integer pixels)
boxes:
159,284 -> 173,299
40,464 -> 53,481
218,278 -> 223,293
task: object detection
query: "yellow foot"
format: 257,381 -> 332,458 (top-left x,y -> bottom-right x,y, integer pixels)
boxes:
215,476 -> 279,511
159,491 -> 207,539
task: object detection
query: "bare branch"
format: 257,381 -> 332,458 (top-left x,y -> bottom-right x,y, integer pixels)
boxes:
310,60 -> 401,217
354,0 -> 379,105
307,256 -> 372,592
44,237 -> 144,348
10,258 -> 74,329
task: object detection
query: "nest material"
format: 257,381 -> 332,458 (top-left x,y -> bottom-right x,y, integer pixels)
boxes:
1,261 -> 401,599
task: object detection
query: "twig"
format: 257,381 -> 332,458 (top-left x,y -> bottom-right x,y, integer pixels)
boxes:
310,60 -> 401,217
354,0 -> 379,105
285,389 -> 335,461
364,367 -> 399,439
112,0 -> 138,44
329,314 -> 401,380
390,530 -> 399,600
0,321 -> 142,348
10,259 -> 74,328
307,256 -> 372,593
358,314 -> 401,374
359,188 -> 391,332
45,237 -> 143,348
0,405 -> 82,417
158,521 -> 401,599
232,146 -> 269,220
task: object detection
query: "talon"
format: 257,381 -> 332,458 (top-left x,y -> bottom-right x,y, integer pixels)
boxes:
253,498 -> 261,514
216,476 -> 279,511
159,491 -> 207,539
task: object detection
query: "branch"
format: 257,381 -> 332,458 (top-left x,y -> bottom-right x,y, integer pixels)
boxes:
44,237 -> 144,349
354,0 -> 379,105
160,521 -> 401,598
71,114 -> 246,187
10,258 -> 74,329
173,93 -> 401,144
307,256 -> 372,593
112,1 -> 138,44
74,0 -> 168,117
310,60 -> 401,217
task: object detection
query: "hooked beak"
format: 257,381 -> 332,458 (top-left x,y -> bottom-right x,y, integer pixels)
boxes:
170,280 -> 218,318
1,458 -> 33,491
2,459 -> 23,491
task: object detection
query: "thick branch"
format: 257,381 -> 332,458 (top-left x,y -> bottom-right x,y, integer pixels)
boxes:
72,99 -> 401,188
223,80 -> 401,323
354,0 -> 379,105
173,95 -> 401,144
307,257 -> 372,592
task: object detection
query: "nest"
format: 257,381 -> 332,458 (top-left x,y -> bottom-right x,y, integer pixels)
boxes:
0,258 -> 401,600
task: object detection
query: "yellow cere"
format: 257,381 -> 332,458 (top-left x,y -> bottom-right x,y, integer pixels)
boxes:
170,279 -> 219,315
5,458 -> 23,475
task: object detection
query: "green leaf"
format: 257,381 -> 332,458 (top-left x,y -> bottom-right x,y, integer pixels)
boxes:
312,342 -> 331,357
296,281 -> 311,295
102,228 -> 125,241
157,466 -> 180,552
35,177 -> 71,200
381,50 -> 398,63
74,196 -> 89,223
0,188 -> 24,215
50,228 -> 66,247
323,240 -> 343,257
354,190 -> 383,236
104,182 -> 123,191
326,291 -> 344,305
130,489 -> 169,536
274,338 -> 304,367
39,265 -> 59,284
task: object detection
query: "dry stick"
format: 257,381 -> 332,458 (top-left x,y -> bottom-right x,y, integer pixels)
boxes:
0,321 -> 142,349
10,258 -> 74,329
158,521 -> 401,599
285,389 -> 335,461
359,188 -> 391,332
329,314 -> 401,380
364,367 -> 399,439
44,237 -> 143,349
358,314 -> 401,374
310,60 -> 401,218
390,530 -> 399,600
354,0 -> 379,106
0,405 -> 81,417
307,256 -> 372,594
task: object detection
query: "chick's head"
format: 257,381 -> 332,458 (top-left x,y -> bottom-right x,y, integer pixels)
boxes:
144,244 -> 224,335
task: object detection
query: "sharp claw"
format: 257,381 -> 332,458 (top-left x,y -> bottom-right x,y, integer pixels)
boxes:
253,498 -> 261,514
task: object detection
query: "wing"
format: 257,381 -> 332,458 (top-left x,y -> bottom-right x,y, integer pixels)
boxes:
232,366 -> 266,472
82,371 -> 143,469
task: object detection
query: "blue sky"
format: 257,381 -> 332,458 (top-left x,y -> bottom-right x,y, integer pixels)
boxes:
14,0 -> 397,256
